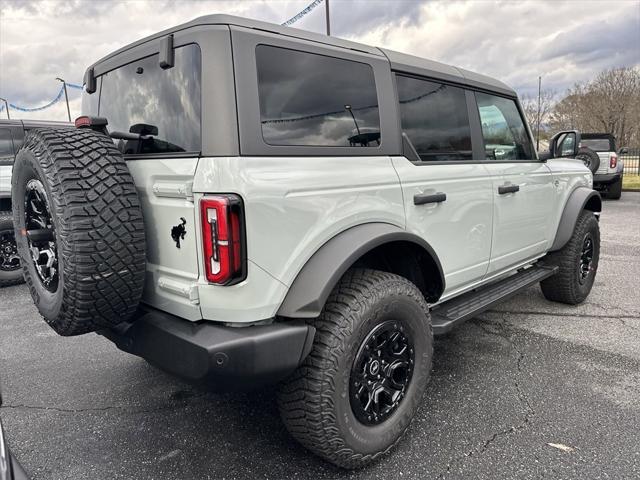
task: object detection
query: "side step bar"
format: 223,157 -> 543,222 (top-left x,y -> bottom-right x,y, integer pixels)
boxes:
431,264 -> 558,336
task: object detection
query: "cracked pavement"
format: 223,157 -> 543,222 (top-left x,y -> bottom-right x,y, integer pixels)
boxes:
1,192 -> 639,480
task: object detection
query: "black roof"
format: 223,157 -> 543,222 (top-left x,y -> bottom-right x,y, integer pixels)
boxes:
88,14 -> 516,98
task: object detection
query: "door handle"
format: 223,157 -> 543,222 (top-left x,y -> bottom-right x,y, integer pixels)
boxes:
498,184 -> 520,195
414,192 -> 447,205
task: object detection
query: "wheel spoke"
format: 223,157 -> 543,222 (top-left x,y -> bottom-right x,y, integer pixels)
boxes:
350,320 -> 414,425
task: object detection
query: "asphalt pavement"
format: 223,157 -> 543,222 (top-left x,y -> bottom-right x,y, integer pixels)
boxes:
1,193 -> 639,480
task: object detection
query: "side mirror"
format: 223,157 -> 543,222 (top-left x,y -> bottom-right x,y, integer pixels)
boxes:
129,123 -> 159,136
548,130 -> 581,159
619,147 -> 628,155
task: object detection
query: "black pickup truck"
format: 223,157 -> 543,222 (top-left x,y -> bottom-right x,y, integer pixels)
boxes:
0,120 -> 71,287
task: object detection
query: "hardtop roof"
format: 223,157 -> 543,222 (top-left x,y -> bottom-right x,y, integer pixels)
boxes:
88,14 -> 516,97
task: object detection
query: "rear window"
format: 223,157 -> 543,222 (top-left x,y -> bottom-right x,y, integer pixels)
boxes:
88,43 -> 201,155
581,138 -> 614,152
256,45 -> 381,147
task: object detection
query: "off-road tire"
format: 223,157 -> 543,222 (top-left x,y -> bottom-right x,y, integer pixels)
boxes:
278,269 -> 433,469
576,147 -> 600,173
540,210 -> 600,304
607,174 -> 623,200
11,128 -> 146,336
0,210 -> 24,287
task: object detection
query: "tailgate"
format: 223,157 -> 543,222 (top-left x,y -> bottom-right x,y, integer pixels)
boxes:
127,158 -> 201,320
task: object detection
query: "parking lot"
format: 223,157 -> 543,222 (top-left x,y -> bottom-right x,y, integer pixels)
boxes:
1,193 -> 638,480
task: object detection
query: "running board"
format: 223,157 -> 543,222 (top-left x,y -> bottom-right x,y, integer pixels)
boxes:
431,264 -> 558,336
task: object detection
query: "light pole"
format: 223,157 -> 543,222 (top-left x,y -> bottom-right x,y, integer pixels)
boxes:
0,98 -> 10,119
56,77 -> 71,122
344,104 -> 361,135
536,75 -> 541,150
325,0 -> 330,36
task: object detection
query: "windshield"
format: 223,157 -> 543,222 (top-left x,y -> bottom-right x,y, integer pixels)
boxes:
82,43 -> 202,155
581,138 -> 613,152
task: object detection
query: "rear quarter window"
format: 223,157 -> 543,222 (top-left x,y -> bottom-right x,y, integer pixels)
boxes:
255,45 -> 381,148
94,43 -> 202,156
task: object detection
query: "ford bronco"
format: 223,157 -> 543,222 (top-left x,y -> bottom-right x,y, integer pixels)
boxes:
10,15 -> 601,468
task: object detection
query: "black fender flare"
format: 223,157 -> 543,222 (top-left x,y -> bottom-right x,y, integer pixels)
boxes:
277,223 -> 445,319
550,187 -> 601,251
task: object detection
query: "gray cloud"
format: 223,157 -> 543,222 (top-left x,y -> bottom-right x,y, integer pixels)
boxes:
0,0 -> 638,121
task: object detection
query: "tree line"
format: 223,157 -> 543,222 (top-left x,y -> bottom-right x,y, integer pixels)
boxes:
521,67 -> 640,149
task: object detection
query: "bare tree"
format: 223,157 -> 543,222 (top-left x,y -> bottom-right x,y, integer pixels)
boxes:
520,88 -> 556,143
549,67 -> 640,147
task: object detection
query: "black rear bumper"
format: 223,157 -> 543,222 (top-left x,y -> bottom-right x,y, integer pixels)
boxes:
593,172 -> 621,185
100,309 -> 315,390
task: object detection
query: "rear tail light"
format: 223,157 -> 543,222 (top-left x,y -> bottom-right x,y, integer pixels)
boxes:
609,153 -> 618,169
200,195 -> 246,285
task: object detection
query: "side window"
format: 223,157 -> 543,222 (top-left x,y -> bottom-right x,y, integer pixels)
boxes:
476,93 -> 534,160
256,45 -> 380,147
0,129 -> 15,164
396,75 -> 472,161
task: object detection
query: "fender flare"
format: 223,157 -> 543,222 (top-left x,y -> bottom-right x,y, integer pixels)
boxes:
550,187 -> 601,251
277,223 -> 445,319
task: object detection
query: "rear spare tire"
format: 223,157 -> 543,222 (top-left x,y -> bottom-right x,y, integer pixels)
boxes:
576,147 -> 600,173
11,128 -> 146,336
0,210 -> 24,287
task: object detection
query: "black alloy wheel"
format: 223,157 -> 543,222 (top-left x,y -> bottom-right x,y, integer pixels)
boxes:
578,233 -> 594,285
0,226 -> 20,274
24,178 -> 58,292
350,320 -> 414,425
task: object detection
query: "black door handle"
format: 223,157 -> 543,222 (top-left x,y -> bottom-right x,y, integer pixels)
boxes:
414,192 -> 447,205
498,184 -> 520,195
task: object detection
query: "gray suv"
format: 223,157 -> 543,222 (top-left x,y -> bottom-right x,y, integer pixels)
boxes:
9,15 -> 601,468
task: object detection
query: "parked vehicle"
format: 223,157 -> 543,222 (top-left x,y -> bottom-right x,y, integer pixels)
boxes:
577,133 -> 624,199
0,384 -> 29,480
10,15 -> 601,468
0,120 -> 71,287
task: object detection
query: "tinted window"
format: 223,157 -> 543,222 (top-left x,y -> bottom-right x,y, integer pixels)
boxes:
476,93 -> 534,160
0,129 -> 14,164
256,45 -> 380,147
97,44 -> 201,155
396,75 -> 472,161
581,138 -> 613,152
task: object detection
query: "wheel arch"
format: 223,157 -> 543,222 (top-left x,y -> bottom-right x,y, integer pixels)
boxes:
550,186 -> 602,252
277,223 -> 445,319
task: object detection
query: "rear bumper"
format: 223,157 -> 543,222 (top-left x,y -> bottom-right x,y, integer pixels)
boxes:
593,172 -> 621,185
99,309 -> 315,390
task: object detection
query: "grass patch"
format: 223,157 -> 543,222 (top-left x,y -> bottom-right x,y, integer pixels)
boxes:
622,174 -> 640,190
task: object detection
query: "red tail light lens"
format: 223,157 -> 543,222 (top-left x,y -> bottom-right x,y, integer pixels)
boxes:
200,195 -> 245,285
610,153 -> 617,169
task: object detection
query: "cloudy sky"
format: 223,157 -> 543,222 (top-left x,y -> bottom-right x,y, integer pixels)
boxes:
0,0 -> 638,121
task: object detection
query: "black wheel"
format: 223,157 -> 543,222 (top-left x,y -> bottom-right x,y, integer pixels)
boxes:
607,174 -> 623,200
576,147 -> 600,173
0,210 -> 24,287
278,269 -> 433,469
540,210 -> 600,304
11,128 -> 146,336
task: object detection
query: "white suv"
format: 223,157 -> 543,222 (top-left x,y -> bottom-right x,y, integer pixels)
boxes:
10,15 -> 601,468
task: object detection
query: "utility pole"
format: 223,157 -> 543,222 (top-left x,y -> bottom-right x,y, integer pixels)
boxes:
344,105 -> 360,135
0,98 -> 10,119
325,0 -> 330,36
56,77 -> 71,122
536,75 -> 541,150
